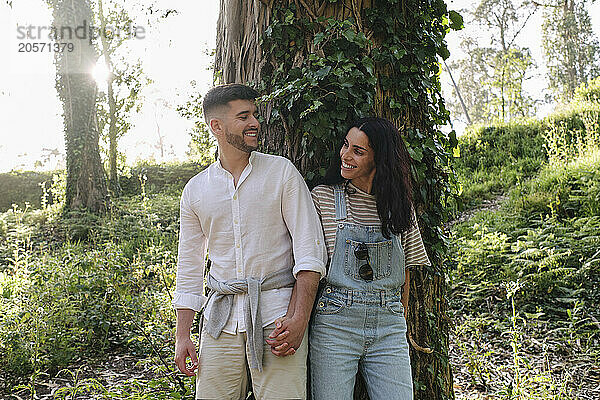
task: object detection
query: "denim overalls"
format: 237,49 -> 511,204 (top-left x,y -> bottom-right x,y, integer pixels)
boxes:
309,184 -> 413,400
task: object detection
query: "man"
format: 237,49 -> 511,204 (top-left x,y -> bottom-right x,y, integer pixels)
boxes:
173,83 -> 327,400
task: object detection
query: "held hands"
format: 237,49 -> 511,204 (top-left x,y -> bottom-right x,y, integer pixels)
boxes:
266,315 -> 307,357
174,335 -> 199,376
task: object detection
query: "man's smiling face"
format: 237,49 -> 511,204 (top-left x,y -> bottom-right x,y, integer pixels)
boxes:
221,99 -> 260,153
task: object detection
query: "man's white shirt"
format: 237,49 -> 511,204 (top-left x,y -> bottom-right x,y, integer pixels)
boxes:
173,151 -> 327,334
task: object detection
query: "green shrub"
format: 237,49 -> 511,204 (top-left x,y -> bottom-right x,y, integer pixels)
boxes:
450,149 -> 600,318
543,103 -> 600,162
573,76 -> 600,104
0,193 -> 181,390
453,119 -> 546,207
0,171 -> 58,212
453,79 -> 600,209
509,150 -> 600,219
0,161 -> 203,214
119,161 -> 207,196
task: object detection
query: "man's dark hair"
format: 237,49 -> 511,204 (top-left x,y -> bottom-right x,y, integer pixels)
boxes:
203,84 -> 260,122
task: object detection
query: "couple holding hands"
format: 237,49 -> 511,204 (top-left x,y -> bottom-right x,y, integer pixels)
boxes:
173,84 -> 430,400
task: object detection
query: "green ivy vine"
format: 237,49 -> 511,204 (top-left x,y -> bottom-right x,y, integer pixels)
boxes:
259,0 -> 461,257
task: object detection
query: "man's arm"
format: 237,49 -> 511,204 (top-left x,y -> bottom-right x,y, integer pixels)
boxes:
267,163 -> 327,356
172,183 -> 208,372
267,270 -> 320,355
174,309 -> 199,376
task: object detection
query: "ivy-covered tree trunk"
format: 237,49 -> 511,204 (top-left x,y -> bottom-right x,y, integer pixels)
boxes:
215,1 -> 457,399
52,0 -> 108,212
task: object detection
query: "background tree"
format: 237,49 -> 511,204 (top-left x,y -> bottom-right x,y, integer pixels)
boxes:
176,82 -> 217,165
50,0 -> 108,213
215,0 -> 460,398
542,0 -> 600,102
93,0 -> 166,196
447,0 -> 537,124
151,97 -> 175,162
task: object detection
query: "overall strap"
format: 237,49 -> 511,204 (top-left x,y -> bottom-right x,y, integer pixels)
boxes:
334,184 -> 347,221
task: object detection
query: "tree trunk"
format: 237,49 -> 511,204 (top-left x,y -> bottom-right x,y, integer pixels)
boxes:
215,1 -> 453,399
97,0 -> 119,196
107,77 -> 119,195
52,0 -> 108,212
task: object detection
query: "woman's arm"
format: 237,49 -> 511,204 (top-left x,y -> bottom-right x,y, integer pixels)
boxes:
401,267 -> 410,319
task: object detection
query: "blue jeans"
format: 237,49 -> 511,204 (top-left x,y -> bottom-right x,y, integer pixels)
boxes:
309,288 -> 413,400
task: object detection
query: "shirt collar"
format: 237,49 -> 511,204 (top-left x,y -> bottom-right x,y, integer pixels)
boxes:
213,151 -> 257,175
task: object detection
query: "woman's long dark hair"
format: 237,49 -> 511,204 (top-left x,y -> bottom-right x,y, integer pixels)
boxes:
323,117 -> 414,239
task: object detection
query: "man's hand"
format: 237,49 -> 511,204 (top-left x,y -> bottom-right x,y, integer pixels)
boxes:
266,315 -> 307,357
266,270 -> 319,357
175,335 -> 199,376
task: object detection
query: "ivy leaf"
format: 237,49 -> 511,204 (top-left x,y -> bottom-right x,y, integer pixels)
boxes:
315,66 -> 331,79
408,146 -> 424,162
448,10 -> 463,30
343,29 -> 356,42
392,47 -> 407,60
438,46 -> 450,60
314,32 -> 325,46
284,9 -> 295,24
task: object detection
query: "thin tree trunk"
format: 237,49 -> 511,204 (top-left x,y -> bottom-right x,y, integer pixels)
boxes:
443,59 -> 471,125
97,0 -> 119,196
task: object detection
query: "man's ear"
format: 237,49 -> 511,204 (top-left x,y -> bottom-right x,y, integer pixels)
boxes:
209,117 -> 224,137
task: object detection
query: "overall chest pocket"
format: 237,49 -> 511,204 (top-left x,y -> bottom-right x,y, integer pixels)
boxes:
345,239 -> 393,281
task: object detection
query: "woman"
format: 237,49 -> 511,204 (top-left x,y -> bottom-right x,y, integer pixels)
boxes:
309,117 -> 430,400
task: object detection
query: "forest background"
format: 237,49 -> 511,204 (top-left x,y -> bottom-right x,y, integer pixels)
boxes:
0,0 -> 599,399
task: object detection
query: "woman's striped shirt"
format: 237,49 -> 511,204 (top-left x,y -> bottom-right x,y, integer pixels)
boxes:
311,183 -> 431,268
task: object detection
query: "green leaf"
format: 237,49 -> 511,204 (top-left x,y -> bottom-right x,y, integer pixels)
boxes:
438,46 -> 450,60
314,66 -> 332,79
448,10 -> 463,30
314,32 -> 325,46
408,146 -> 424,161
342,29 -> 356,42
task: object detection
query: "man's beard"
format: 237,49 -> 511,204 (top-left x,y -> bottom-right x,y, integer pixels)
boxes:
225,129 -> 258,153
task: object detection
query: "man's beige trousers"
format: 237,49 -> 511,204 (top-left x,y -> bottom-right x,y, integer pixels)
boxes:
195,321 -> 308,400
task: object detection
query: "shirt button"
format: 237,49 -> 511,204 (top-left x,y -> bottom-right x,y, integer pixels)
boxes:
326,288 -> 332,294
236,244 -> 240,248
233,194 -> 237,200
318,302 -> 325,308
338,223 -> 344,229
234,219 -> 238,224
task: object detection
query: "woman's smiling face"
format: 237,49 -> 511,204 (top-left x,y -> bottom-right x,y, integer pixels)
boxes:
340,127 -> 376,193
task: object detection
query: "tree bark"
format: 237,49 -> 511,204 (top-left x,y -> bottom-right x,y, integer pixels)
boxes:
52,0 -> 108,212
215,1 -> 453,399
